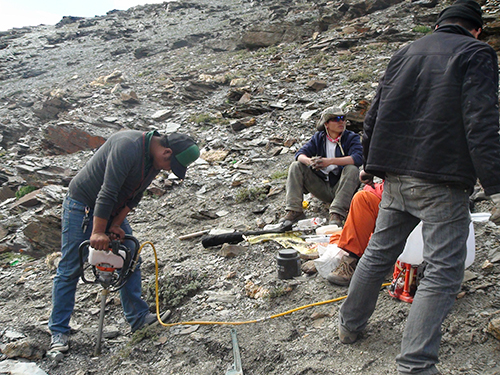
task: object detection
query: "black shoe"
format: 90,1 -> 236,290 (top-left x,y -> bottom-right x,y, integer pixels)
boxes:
280,210 -> 306,223
135,310 -> 172,332
329,212 -> 345,227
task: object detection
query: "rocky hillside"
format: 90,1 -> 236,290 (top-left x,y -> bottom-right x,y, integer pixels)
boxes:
0,0 -> 500,374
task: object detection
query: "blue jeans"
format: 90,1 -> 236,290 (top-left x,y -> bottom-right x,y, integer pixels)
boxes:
339,174 -> 470,375
49,196 -> 150,334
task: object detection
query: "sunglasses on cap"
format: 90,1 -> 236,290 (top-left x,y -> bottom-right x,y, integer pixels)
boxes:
328,115 -> 345,122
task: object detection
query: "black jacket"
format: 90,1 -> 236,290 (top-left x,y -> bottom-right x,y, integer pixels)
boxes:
363,24 -> 500,195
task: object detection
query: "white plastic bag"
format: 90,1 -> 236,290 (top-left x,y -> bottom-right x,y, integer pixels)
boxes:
314,243 -> 348,279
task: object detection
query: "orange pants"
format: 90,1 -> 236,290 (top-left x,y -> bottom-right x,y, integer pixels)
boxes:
329,190 -> 381,258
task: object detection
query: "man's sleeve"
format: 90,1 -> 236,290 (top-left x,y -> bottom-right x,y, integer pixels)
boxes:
346,133 -> 363,167
94,139 -> 136,219
362,77 -> 384,166
463,47 -> 500,196
127,192 -> 144,211
294,134 -> 318,160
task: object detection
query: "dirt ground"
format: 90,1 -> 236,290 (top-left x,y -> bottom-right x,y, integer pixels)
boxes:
2,181 -> 500,375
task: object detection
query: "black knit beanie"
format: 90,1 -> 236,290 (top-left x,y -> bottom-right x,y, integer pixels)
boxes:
436,0 -> 483,29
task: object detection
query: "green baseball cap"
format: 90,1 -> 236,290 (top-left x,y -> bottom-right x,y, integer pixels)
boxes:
167,133 -> 200,179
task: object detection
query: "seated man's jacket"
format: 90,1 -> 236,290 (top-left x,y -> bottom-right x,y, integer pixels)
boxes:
295,129 -> 363,186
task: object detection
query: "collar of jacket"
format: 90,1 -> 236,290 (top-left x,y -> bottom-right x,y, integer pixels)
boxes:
320,130 -> 346,156
321,129 -> 348,142
434,24 -> 475,38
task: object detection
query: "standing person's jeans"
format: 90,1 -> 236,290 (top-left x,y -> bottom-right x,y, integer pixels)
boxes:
285,161 -> 360,217
49,196 -> 150,335
339,174 -> 470,375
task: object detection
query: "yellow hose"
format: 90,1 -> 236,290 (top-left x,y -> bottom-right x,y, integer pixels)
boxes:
139,241 -> 391,328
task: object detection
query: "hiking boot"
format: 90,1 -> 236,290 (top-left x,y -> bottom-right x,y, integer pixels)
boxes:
279,210 -> 306,224
329,212 -> 345,227
338,318 -> 359,344
327,255 -> 357,286
50,332 -> 69,352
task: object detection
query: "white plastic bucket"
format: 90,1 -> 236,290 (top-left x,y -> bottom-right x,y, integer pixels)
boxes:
470,212 -> 491,222
398,221 -> 475,268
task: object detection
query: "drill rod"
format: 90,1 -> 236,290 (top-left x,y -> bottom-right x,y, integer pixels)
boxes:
94,288 -> 109,356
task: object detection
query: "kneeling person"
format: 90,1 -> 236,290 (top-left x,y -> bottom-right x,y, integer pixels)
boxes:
327,173 -> 383,286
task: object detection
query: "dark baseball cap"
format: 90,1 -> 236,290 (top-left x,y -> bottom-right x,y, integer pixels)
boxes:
166,133 -> 200,179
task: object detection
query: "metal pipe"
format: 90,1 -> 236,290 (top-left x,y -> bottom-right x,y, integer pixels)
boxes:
94,288 -> 109,356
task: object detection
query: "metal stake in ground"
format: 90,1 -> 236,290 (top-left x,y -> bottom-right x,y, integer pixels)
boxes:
226,328 -> 243,375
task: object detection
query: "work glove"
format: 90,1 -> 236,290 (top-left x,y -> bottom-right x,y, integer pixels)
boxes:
489,193 -> 500,225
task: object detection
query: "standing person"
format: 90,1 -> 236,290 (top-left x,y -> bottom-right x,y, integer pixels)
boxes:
48,130 -> 200,354
280,106 -> 363,228
338,1 -> 500,374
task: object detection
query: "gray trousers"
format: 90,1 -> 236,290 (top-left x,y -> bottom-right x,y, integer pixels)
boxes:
339,174 -> 470,375
285,161 -> 360,217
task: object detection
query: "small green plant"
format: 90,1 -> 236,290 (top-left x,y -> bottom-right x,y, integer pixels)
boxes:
311,52 -> 328,65
129,327 -> 159,345
147,271 -> 203,309
0,252 -> 35,266
235,186 -> 269,203
188,113 -> 229,125
271,169 -> 288,180
143,190 -> 162,199
266,286 -> 293,299
347,70 -> 374,83
338,54 -> 356,62
253,45 -> 279,57
137,69 -> 153,77
412,25 -> 432,34
16,185 -> 36,199
189,113 -> 213,123
116,346 -> 133,360
293,52 -> 329,69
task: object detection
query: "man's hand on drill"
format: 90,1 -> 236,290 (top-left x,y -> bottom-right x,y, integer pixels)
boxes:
90,232 -> 110,250
109,225 -> 125,241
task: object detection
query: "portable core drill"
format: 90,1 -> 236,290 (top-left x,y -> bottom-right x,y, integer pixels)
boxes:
79,234 -> 140,355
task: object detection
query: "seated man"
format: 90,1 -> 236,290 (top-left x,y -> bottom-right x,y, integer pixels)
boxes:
327,172 -> 383,286
281,106 -> 363,227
